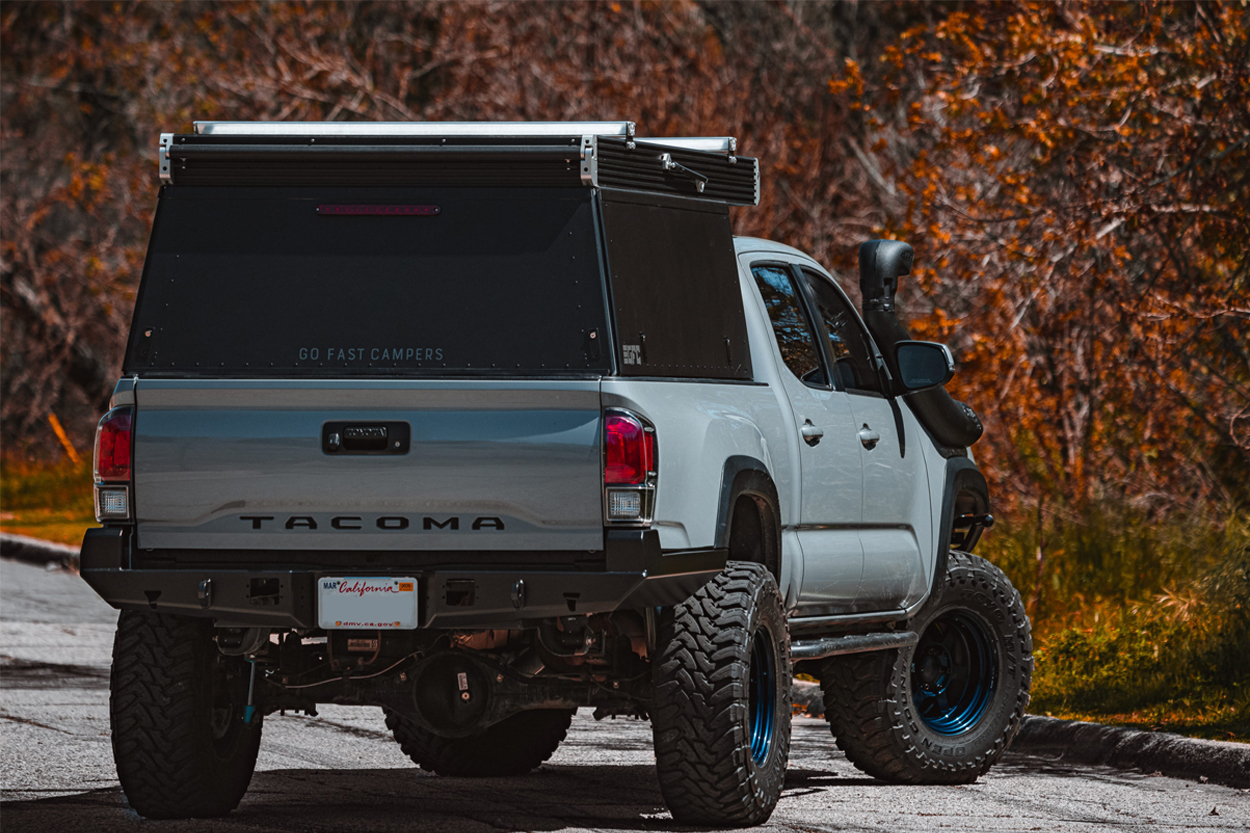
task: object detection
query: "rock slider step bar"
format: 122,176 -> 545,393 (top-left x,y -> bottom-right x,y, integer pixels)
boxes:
791,631 -> 920,661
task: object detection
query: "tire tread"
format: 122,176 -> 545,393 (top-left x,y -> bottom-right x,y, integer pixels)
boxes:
820,552 -> 1032,785
651,562 -> 791,827
110,611 -> 260,819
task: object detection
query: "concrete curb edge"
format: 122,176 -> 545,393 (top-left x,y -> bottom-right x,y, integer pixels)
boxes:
792,680 -> 1249,789
1012,715 -> 1249,789
1,532 -> 80,569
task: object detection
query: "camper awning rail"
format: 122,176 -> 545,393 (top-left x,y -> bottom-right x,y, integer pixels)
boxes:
159,121 -> 758,205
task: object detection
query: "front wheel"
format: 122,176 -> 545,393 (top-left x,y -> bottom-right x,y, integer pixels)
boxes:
820,551 -> 1032,784
651,562 -> 791,827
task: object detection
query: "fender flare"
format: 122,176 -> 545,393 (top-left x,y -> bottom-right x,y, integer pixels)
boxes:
930,457 -> 990,598
713,455 -> 782,580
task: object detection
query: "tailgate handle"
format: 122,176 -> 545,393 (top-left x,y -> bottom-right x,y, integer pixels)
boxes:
343,426 -> 387,451
323,422 -> 410,455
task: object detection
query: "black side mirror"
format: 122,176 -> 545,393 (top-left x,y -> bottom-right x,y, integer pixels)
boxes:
894,341 -> 954,392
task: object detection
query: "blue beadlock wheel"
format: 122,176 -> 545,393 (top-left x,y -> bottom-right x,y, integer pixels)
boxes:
820,553 -> 1031,785
748,629 -> 777,764
911,610 -> 998,735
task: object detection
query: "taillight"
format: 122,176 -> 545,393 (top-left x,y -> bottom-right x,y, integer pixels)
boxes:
93,407 -> 133,521
94,407 -> 133,481
605,413 -> 654,485
604,410 -> 656,526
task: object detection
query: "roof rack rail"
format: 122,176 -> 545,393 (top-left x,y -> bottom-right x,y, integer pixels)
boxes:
160,121 -> 759,205
635,136 -> 736,155
193,120 -> 637,138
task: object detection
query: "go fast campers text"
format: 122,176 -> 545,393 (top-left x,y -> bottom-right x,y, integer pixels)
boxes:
297,347 -> 444,362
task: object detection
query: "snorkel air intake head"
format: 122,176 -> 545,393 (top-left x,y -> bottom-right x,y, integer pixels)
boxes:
858,239 -> 914,313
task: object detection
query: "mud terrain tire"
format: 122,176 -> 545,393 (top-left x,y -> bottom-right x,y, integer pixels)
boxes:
384,708 -> 574,776
651,562 -> 791,827
110,610 -> 262,818
820,551 -> 1032,784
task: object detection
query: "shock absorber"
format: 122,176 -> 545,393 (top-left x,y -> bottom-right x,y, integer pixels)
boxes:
243,660 -> 258,725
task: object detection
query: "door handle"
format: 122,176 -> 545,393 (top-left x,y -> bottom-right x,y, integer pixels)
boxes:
858,425 -> 881,450
801,420 -> 824,446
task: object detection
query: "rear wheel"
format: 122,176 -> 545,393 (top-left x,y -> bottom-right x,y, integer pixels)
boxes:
651,562 -> 791,827
820,552 -> 1031,784
384,708 -> 573,777
110,611 -> 261,819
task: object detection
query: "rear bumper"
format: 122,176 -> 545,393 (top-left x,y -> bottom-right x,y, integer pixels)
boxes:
79,527 -> 725,629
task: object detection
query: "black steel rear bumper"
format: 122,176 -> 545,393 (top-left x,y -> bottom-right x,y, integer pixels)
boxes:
79,527 -> 725,630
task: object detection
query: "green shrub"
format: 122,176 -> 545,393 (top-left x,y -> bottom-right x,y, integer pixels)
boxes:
1026,519 -> 1250,728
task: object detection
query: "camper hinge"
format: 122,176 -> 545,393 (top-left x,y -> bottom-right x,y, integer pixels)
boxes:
581,135 -> 598,187
158,133 -> 173,184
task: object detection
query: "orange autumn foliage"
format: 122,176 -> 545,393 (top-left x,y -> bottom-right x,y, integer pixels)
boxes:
2,1 -> 1247,528
830,1 -> 1250,517
1,1 -> 880,451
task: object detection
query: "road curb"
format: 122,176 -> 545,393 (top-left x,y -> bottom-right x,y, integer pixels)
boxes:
1012,715 -> 1249,789
0,532 -> 79,569
792,680 -> 1249,788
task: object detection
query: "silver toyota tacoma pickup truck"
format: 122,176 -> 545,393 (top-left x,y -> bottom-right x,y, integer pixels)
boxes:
81,120 -> 1031,826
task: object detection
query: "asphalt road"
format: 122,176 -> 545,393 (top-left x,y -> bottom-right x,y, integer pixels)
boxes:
2,556 -> 1247,832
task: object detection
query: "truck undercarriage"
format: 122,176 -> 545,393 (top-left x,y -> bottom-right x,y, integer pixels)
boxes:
252,614 -> 654,734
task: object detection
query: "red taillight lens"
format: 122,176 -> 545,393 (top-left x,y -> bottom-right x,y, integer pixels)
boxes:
605,413 -> 654,485
94,407 -> 133,482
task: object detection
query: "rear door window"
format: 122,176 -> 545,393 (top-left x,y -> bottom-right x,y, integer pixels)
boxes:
750,264 -> 826,386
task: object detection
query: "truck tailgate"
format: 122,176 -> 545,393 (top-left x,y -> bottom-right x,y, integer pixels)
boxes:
133,379 -> 603,551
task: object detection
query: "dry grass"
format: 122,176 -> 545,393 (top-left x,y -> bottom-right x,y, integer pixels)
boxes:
985,509 -> 1250,742
0,457 -> 97,544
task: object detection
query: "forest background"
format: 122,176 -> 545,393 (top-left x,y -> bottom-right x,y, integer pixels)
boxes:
2,1 -> 1248,737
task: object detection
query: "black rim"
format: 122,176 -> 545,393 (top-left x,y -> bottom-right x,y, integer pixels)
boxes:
747,627 -> 777,765
911,611 -> 997,735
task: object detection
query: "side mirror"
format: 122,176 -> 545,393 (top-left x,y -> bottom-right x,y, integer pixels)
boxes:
894,341 -> 954,392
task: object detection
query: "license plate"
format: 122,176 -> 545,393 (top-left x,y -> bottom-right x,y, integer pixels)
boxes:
318,577 -> 418,630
